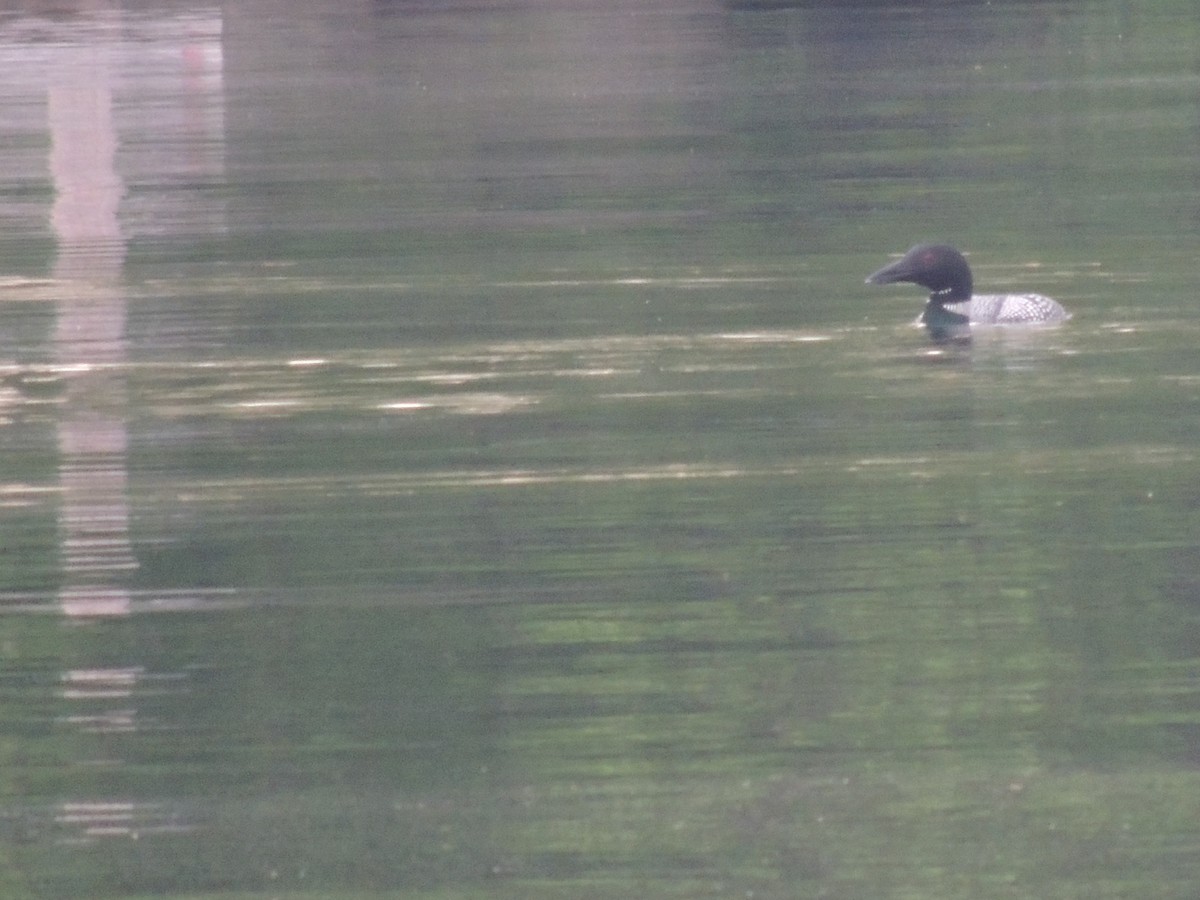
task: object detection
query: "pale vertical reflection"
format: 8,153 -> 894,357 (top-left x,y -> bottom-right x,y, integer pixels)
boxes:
50,27 -> 133,619
47,10 -> 225,620
38,9 -> 223,848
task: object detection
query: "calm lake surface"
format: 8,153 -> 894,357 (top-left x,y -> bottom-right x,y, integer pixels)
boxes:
1,1 -> 1199,898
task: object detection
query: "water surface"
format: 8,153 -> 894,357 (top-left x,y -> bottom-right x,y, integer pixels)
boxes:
1,2 -> 1199,898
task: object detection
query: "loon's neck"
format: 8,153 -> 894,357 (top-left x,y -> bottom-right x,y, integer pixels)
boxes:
920,299 -> 970,343
930,284 -> 971,304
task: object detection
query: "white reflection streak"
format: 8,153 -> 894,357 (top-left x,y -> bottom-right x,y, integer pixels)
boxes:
56,801 -> 196,840
50,23 -> 133,620
40,10 -> 222,849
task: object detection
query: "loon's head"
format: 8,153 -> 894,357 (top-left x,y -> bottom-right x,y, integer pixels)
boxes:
865,244 -> 973,304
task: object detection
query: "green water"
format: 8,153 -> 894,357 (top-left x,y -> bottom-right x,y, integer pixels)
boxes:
1,2 -> 1199,898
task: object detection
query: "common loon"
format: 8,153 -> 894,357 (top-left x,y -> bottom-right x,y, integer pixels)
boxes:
865,244 -> 1070,341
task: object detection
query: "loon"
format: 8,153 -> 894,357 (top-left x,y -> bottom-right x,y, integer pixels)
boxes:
865,244 -> 1070,341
